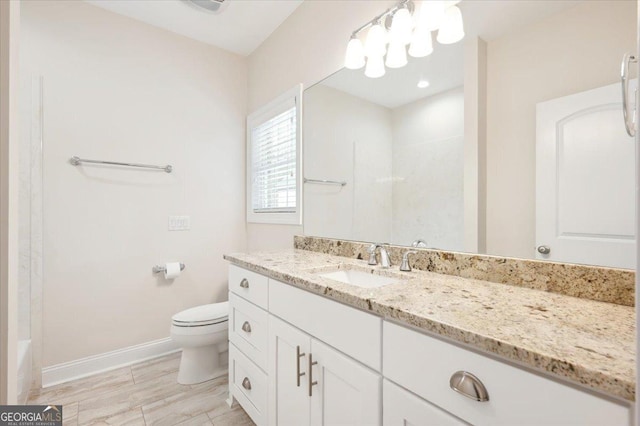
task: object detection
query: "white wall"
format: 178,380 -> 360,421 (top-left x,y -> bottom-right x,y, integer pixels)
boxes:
21,1 -> 247,367
391,87 -> 464,250
247,0 -> 395,251
486,0 -> 636,258
0,0 -> 20,405
304,85 -> 392,243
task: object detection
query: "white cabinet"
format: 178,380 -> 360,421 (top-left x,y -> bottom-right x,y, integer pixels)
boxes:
383,321 -> 631,426
229,264 -> 269,309
229,264 -> 632,426
229,292 -> 269,371
269,316 -> 381,426
229,344 -> 268,424
268,315 -> 311,426
383,380 -> 468,426
309,339 -> 381,426
269,279 -> 382,371
228,266 -> 270,426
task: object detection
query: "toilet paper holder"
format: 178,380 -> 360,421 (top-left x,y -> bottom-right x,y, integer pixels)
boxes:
152,263 -> 186,274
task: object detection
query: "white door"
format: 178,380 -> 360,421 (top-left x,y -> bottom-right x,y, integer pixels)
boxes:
382,380 -> 468,426
536,82 -> 636,269
309,339 -> 381,426
268,316 -> 311,426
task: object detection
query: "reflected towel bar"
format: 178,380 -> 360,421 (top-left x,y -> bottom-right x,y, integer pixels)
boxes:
70,156 -> 173,173
304,178 -> 347,187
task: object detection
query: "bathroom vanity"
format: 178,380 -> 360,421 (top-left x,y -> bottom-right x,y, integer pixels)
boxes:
225,242 -> 634,426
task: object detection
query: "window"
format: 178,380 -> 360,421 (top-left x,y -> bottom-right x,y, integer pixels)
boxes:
247,85 -> 302,224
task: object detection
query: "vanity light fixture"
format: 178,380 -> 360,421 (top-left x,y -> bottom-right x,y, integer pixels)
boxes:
365,54 -> 386,78
436,4 -> 465,44
345,35 -> 366,69
343,0 -> 465,78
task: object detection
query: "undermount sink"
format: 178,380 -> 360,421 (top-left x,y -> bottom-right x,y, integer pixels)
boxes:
311,265 -> 404,288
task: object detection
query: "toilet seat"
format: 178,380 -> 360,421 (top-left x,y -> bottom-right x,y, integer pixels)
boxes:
172,302 -> 228,327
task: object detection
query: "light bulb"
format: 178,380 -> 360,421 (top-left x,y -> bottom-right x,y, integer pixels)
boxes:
386,41 -> 407,68
437,5 -> 464,44
389,7 -> 413,45
365,22 -> 387,58
344,36 -> 365,70
417,79 -> 430,88
365,55 -> 385,78
408,26 -> 433,58
418,0 -> 445,31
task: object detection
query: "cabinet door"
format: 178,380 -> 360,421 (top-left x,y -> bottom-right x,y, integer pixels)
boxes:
309,339 -> 381,426
269,316 -> 311,426
383,380 -> 468,426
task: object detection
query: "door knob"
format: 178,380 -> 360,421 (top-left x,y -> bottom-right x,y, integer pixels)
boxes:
537,245 -> 551,255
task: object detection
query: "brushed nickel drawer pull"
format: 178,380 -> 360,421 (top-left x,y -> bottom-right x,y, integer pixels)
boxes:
242,377 -> 252,391
449,371 -> 489,402
308,353 -> 318,397
239,278 -> 249,288
241,321 -> 252,333
296,345 -> 306,387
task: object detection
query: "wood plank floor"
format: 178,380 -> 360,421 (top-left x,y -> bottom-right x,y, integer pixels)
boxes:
27,352 -> 255,426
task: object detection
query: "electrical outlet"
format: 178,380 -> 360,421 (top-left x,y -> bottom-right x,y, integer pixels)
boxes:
168,215 -> 190,231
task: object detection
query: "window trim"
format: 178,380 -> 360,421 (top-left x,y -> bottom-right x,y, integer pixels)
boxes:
246,84 -> 303,225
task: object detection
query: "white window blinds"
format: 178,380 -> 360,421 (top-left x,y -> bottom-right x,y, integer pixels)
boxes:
250,103 -> 297,214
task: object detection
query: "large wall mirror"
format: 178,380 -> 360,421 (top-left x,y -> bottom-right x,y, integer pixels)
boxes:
303,0 -> 637,269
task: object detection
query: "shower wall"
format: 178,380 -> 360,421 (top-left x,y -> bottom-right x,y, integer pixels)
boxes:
17,74 -> 43,396
391,86 -> 465,250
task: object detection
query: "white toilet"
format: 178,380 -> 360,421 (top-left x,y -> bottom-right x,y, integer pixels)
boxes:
170,301 -> 229,385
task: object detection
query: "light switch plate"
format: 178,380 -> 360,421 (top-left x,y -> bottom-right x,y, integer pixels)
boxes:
168,215 -> 190,231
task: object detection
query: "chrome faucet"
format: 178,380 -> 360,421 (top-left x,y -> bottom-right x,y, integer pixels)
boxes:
368,244 -> 391,268
400,250 -> 418,272
412,239 -> 428,248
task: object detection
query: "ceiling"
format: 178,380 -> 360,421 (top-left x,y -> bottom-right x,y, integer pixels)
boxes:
84,0 -> 303,56
318,0 -> 584,109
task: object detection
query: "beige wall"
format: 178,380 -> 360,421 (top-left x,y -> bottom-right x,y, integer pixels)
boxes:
21,1 -> 247,367
486,1 -> 636,258
247,0 -> 394,251
0,0 -> 20,405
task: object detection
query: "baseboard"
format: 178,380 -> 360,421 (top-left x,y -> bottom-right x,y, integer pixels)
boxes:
42,337 -> 180,388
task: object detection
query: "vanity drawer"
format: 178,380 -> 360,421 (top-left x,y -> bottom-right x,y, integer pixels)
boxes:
383,379 -> 468,426
229,292 -> 268,371
229,265 -> 268,309
269,279 -> 382,371
229,343 -> 267,426
383,322 -> 630,426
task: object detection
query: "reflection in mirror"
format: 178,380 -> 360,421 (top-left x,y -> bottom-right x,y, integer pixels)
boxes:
303,0 -> 637,269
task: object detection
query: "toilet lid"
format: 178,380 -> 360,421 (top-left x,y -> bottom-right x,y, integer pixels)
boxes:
172,301 -> 229,325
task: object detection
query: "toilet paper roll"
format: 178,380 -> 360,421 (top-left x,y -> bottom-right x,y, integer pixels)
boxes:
164,262 -> 181,280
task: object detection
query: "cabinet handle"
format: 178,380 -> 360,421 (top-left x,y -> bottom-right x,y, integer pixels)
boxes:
241,321 -> 252,333
296,345 -> 306,387
308,353 -> 318,397
449,371 -> 489,402
239,278 -> 249,288
621,53 -> 637,136
242,377 -> 252,391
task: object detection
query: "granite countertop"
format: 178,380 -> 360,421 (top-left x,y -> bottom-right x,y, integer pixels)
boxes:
224,249 -> 636,402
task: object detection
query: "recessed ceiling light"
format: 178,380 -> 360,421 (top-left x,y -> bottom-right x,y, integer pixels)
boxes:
417,79 -> 430,88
